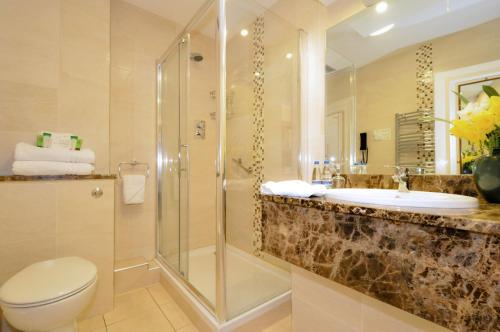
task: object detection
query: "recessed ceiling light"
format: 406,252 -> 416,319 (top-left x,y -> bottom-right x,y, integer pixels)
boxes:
285,53 -> 293,60
375,1 -> 388,13
369,23 -> 394,36
240,29 -> 249,37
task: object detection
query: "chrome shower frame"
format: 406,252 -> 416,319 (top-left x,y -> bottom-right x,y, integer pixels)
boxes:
156,0 -> 303,323
155,0 -> 228,322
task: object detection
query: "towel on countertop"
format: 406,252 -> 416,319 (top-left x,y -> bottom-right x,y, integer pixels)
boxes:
12,161 -> 94,176
15,142 -> 95,164
261,180 -> 327,198
122,174 -> 146,204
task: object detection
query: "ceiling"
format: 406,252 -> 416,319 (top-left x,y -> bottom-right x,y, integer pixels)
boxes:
122,0 -> 207,26
123,0 -> 282,27
319,0 -> 338,6
326,0 -> 500,70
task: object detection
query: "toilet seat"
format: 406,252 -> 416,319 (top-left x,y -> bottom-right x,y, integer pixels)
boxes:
0,277 -> 97,308
0,257 -> 97,308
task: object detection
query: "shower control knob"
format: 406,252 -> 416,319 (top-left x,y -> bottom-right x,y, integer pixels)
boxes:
91,187 -> 103,198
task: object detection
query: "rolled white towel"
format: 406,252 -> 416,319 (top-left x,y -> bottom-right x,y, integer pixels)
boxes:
15,143 -> 95,164
122,174 -> 145,205
12,161 -> 94,176
261,180 -> 327,198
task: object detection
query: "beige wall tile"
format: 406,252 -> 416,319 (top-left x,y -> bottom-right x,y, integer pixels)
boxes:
0,182 -> 57,284
361,295 -> 451,332
0,0 -> 60,88
0,0 -> 61,175
0,81 -> 58,132
58,0 -> 110,174
291,267 -> 452,332
114,265 -> 160,295
293,297 -> 360,332
110,0 -> 178,262
0,0 -> 111,175
56,180 -> 115,318
60,0 -> 110,85
225,7 -> 303,254
292,268 -> 363,331
56,180 -> 114,234
0,235 -> 57,287
0,180 -> 115,319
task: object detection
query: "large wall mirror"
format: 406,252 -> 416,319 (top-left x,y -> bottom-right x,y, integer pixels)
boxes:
325,0 -> 500,175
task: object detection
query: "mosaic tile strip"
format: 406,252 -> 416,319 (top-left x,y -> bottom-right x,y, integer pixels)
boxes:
251,16 -> 265,255
397,43 -> 437,172
416,42 -> 435,172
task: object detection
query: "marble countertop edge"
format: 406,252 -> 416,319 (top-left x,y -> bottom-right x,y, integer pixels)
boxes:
261,194 -> 500,237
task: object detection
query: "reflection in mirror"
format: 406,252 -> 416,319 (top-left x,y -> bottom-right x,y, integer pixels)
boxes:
457,76 -> 500,174
325,0 -> 500,174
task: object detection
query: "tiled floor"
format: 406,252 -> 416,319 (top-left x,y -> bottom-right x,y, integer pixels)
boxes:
78,283 -> 292,332
78,283 -> 198,332
263,315 -> 292,332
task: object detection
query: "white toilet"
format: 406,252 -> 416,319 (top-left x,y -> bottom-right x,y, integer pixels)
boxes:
0,257 -> 97,332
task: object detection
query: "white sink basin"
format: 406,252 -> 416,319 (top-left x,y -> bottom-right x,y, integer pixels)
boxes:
326,189 -> 479,209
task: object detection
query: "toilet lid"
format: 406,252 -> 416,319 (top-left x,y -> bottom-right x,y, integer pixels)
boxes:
0,257 -> 97,306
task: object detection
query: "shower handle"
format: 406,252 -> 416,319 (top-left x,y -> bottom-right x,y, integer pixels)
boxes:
179,144 -> 189,173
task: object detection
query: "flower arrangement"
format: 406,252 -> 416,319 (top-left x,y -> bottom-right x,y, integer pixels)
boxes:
447,85 -> 500,165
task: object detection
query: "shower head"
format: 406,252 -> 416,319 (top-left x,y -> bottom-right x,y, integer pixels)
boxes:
190,53 -> 204,62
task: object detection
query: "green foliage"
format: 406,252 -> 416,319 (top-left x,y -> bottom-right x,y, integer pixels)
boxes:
483,85 -> 499,97
453,91 -> 469,106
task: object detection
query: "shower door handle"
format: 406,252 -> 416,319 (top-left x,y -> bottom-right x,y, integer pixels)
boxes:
179,144 -> 189,173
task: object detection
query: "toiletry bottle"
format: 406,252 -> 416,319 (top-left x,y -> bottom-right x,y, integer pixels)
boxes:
36,134 -> 44,148
42,132 -> 52,148
321,160 -> 333,188
75,138 -> 83,151
332,163 -> 346,188
70,136 -> 78,150
312,161 -> 322,184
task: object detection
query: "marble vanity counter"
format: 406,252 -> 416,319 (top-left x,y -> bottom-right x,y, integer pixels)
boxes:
0,174 -> 116,181
261,194 -> 500,236
261,194 -> 500,331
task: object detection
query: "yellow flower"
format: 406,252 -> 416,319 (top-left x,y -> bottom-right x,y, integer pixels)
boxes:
450,96 -> 498,146
470,110 -> 496,134
488,96 -> 500,127
450,118 -> 484,144
462,154 -> 480,164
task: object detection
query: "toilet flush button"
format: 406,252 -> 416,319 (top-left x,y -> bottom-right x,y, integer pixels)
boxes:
91,187 -> 103,198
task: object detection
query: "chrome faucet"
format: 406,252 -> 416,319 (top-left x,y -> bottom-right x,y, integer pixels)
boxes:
392,166 -> 410,193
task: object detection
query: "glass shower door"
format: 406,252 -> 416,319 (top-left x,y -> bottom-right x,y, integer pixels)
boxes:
158,37 -> 189,278
157,2 -> 218,311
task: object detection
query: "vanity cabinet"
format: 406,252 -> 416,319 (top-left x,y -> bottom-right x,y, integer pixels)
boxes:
261,194 -> 499,332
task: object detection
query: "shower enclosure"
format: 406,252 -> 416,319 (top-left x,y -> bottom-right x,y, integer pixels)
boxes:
157,0 -> 301,322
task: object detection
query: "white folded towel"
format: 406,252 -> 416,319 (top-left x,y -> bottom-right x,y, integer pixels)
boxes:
12,161 -> 94,176
261,180 -> 327,198
15,143 -> 95,164
122,174 -> 145,205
